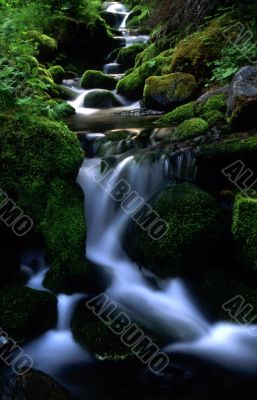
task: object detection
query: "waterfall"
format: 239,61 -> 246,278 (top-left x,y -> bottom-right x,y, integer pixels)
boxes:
78,154 -> 257,374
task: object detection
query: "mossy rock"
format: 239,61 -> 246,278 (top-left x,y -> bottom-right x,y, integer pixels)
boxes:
105,130 -> 130,142
81,70 -> 116,90
143,73 -> 198,111
135,43 -> 159,67
46,15 -> 117,70
84,90 -> 121,108
116,53 -> 173,100
125,183 -> 228,277
71,299 -> 165,360
171,16 -> 231,83
48,65 -> 65,84
157,101 -> 197,125
0,116 -> 86,292
0,286 -> 57,341
158,94 -> 227,127
41,179 -> 89,294
174,118 -> 209,140
232,194 -> 257,270
196,134 -> 257,192
194,268 -> 257,321
117,43 -> 146,70
28,31 -> 57,61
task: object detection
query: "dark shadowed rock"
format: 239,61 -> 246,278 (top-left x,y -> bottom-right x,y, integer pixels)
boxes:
1,369 -> 72,400
84,90 -> 122,108
227,66 -> 257,129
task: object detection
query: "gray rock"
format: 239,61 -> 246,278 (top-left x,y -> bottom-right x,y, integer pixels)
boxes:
227,66 -> 257,129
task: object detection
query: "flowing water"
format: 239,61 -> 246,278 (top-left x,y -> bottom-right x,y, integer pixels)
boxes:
19,1 -> 257,398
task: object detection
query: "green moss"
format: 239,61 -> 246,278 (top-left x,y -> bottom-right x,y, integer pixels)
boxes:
28,31 -> 57,60
117,43 -> 146,70
175,118 -> 209,140
201,110 -> 225,126
135,43 -> 159,67
125,183 -> 227,277
48,65 -> 65,84
116,53 -> 173,100
105,130 -> 129,142
143,73 -> 197,110
232,194 -> 257,270
81,70 -> 116,90
83,90 -> 120,108
157,102 -> 196,125
0,286 -> 57,341
41,179 -> 88,293
171,16 -> 231,82
198,94 -> 227,114
0,115 -> 85,292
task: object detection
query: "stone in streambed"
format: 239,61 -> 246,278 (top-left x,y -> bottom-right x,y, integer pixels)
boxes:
125,183 -> 228,277
81,70 -> 117,90
83,90 -> 121,108
0,286 -> 57,341
143,73 -> 198,111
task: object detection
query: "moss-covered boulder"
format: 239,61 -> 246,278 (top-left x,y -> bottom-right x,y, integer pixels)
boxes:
117,43 -> 146,70
116,52 -> 173,100
143,73 -> 197,111
84,89 -> 121,108
46,15 -> 117,70
81,70 -> 116,90
174,118 -> 209,140
232,194 -> 257,270
125,183 -> 228,277
0,115 -> 87,293
47,100 -> 76,119
28,31 -> 57,61
42,179 -> 89,293
48,65 -> 65,84
0,286 -> 57,341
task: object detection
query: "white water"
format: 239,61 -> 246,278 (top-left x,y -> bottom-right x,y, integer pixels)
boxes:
22,251 -> 91,376
77,154 -> 257,374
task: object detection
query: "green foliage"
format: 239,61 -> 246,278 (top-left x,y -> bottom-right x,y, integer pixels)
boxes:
198,94 -> 227,114
201,109 -> 225,126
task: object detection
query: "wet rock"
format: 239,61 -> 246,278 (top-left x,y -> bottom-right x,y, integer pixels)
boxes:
143,73 -> 198,111
227,66 -> 257,130
1,369 -> 72,400
83,90 -> 121,108
81,70 -> 117,90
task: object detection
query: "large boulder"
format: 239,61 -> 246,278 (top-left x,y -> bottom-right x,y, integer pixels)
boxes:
81,70 -> 116,90
0,286 -> 57,341
143,73 -> 198,111
83,90 -> 121,108
227,66 -> 257,130
125,183 -> 228,277
1,369 -> 72,400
